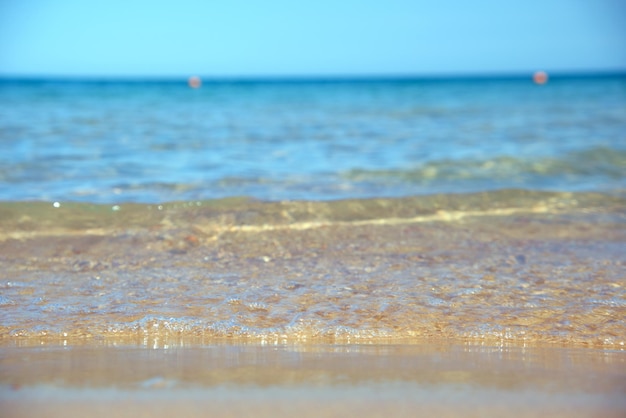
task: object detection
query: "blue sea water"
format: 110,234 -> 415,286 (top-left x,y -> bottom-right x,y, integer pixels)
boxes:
0,74 -> 625,203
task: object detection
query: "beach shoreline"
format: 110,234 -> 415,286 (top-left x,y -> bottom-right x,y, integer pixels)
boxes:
1,190 -> 624,416
1,343 -> 625,418
1,190 -> 625,347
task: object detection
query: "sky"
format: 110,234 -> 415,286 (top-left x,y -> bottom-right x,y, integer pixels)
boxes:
0,0 -> 625,78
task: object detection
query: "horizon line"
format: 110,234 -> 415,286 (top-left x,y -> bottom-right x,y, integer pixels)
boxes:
1,68 -> 626,83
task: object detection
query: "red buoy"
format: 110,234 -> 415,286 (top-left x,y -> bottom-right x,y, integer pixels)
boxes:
533,71 -> 548,85
188,76 -> 202,89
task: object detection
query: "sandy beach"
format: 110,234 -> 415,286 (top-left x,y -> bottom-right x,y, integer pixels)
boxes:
2,344 -> 625,418
1,191 -> 625,416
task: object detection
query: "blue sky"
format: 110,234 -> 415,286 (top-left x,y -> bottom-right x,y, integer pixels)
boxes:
1,0 -> 625,78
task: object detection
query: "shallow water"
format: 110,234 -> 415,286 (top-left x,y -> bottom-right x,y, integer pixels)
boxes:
1,190 -> 624,348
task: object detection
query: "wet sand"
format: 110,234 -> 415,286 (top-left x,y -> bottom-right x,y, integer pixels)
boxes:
3,382 -> 625,418
1,344 -> 625,418
1,191 -> 625,415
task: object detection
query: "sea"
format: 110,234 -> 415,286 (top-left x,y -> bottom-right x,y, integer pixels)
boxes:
1,74 -> 625,415
1,74 -> 625,203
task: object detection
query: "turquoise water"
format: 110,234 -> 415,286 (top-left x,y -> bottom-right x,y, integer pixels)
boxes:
1,75 -> 625,203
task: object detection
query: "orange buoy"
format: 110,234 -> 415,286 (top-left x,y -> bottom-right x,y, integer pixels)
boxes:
188,76 -> 202,89
533,71 -> 548,85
